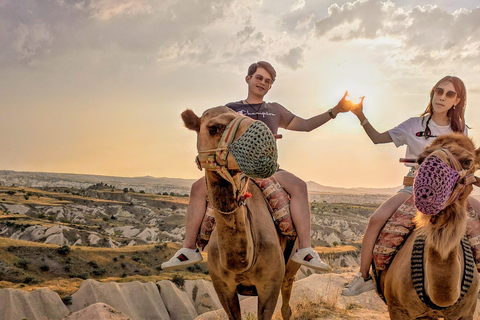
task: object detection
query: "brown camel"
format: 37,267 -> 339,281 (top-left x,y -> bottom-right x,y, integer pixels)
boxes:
377,133 -> 480,319
181,106 -> 301,320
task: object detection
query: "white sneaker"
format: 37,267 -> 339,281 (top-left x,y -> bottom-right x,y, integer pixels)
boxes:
341,272 -> 375,296
291,247 -> 329,271
161,248 -> 203,271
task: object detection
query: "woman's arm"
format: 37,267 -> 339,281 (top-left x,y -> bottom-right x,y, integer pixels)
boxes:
351,97 -> 393,144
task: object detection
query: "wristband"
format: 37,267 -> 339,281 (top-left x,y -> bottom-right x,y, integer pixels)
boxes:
328,108 -> 336,119
361,118 -> 369,126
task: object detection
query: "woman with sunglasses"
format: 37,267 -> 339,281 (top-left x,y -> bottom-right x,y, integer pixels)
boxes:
342,75 -> 480,296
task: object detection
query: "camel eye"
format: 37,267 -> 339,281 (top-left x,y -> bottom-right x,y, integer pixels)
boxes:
463,159 -> 472,168
207,125 -> 225,136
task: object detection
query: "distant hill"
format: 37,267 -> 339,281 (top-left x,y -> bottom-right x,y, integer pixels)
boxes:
0,170 -> 197,195
3,169 -> 478,196
306,181 -> 400,195
0,170 -> 401,195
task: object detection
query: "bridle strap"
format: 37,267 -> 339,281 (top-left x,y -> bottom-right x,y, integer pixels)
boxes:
403,149 -> 478,206
195,116 -> 251,203
440,148 -> 477,207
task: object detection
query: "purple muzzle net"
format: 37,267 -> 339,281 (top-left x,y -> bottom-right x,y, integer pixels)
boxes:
413,154 -> 460,215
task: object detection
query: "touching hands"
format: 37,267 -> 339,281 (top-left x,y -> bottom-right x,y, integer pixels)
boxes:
350,96 -> 365,117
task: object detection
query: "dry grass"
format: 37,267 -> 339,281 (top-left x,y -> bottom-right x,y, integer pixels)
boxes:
314,245 -> 358,254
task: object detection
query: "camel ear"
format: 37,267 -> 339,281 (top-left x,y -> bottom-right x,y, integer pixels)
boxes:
476,147 -> 480,164
181,109 -> 200,132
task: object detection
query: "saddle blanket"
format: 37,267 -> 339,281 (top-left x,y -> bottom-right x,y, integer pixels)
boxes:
373,195 -> 480,272
196,176 -> 297,249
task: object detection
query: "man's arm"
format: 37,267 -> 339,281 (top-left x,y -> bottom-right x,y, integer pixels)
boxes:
285,91 -> 351,132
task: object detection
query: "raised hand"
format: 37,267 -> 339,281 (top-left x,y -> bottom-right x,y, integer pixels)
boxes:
350,96 -> 365,117
335,91 -> 353,113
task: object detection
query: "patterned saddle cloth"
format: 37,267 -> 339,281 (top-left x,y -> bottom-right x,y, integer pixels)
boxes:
373,195 -> 480,272
196,176 -> 297,249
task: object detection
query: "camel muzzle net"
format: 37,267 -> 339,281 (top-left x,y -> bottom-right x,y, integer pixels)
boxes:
228,120 -> 278,179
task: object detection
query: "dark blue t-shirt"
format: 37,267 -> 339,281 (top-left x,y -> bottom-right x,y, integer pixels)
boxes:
225,101 -> 295,134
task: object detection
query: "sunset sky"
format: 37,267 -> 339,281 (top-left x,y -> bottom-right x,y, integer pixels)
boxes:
2,0 -> 480,188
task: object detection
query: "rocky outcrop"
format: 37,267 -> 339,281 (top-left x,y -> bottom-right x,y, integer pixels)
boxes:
184,279 -> 222,314
157,280 -> 198,319
0,287 -> 69,320
69,279 -> 169,320
0,277 -> 233,320
63,303 -> 133,320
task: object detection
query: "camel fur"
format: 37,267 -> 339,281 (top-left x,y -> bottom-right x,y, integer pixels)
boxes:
378,133 -> 480,319
182,106 -> 300,320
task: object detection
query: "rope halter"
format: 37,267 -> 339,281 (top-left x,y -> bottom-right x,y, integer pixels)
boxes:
195,116 -> 278,206
413,148 -> 478,216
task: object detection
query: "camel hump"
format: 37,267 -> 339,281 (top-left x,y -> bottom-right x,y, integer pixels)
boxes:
374,197 -> 480,273
196,176 -> 297,249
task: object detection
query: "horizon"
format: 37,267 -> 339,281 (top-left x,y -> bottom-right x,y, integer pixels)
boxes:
0,168 -> 403,190
2,0 -> 480,188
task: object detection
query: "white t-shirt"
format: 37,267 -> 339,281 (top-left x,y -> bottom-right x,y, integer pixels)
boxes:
388,116 -> 466,167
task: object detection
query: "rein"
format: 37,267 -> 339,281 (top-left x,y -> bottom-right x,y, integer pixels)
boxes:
411,236 -> 475,310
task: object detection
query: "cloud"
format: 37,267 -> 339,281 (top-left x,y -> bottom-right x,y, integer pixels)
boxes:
313,0 -> 480,67
276,47 -> 304,70
90,0 -> 152,20
12,23 -> 52,60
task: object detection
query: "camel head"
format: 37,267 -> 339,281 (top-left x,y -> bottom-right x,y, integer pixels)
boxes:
181,106 -> 278,210
415,133 -> 480,215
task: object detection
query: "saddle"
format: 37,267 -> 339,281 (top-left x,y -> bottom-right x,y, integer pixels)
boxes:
373,195 -> 480,272
196,176 -> 297,250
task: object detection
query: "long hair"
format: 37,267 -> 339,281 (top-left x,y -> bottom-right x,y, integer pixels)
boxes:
420,76 -> 466,138
247,61 -> 276,83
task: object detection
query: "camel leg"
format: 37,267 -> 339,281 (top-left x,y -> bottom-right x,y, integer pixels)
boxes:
388,305 -> 412,320
256,282 -> 283,320
279,274 -> 295,320
211,277 -> 241,320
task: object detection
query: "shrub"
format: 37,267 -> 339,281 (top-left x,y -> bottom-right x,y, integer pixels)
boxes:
57,245 -> 71,256
119,254 -> 125,259
92,268 -> 106,276
14,259 -> 31,270
23,276 -> 39,284
69,273 -> 88,280
113,257 -> 118,262
40,264 -> 50,272
88,260 -> 99,268
62,295 -> 73,306
131,256 -> 140,262
172,274 -> 185,288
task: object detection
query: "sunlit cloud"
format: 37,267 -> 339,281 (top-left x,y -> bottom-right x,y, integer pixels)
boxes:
91,0 -> 153,20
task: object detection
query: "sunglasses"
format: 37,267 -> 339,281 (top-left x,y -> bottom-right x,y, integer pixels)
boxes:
252,74 -> 273,85
434,87 -> 457,99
